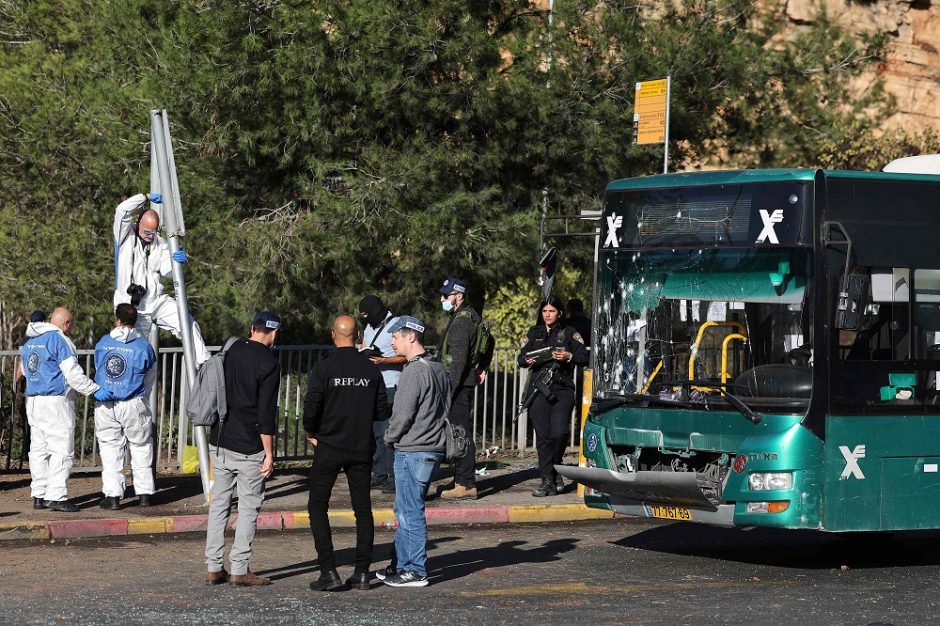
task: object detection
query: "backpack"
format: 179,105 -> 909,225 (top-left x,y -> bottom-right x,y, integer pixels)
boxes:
417,357 -> 469,463
186,336 -> 239,428
443,417 -> 470,464
449,310 -> 495,371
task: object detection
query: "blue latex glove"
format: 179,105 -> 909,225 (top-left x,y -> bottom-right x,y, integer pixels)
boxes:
94,387 -> 114,402
149,193 -> 163,204
172,250 -> 187,264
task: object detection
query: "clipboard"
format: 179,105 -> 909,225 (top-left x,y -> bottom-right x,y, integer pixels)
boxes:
525,346 -> 555,365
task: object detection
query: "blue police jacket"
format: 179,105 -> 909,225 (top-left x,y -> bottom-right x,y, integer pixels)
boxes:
21,326 -> 75,397
94,328 -> 156,401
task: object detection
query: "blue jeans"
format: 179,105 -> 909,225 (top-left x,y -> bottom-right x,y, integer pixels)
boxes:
390,450 -> 443,577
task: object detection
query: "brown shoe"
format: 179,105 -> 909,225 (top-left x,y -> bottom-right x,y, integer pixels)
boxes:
440,484 -> 478,500
205,569 -> 229,585
229,571 -> 272,587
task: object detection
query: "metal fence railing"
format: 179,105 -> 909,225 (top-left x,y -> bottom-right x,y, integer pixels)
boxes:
1,345 -> 580,473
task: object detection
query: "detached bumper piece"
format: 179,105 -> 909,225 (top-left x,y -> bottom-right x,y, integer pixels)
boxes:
555,465 -> 735,527
556,466 -> 720,508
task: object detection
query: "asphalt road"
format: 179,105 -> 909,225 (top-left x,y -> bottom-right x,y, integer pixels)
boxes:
1,518 -> 938,625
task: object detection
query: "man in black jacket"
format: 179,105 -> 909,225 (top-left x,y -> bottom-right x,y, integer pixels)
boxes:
204,311 -> 280,587
304,315 -> 389,592
437,277 -> 483,500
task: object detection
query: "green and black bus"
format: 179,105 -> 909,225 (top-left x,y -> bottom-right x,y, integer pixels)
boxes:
560,165 -> 940,532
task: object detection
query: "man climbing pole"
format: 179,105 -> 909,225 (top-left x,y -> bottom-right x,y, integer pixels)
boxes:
112,192 -> 210,367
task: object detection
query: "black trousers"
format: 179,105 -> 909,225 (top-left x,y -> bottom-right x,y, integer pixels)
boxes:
450,386 -> 476,487
307,443 -> 374,573
529,388 -> 574,481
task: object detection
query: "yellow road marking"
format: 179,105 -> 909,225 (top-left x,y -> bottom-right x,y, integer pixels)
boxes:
460,579 -> 799,597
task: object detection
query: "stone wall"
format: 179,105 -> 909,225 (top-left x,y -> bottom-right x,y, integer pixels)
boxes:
784,0 -> 940,131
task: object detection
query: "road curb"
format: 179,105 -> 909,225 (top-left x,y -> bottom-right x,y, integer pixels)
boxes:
0,503 -> 613,542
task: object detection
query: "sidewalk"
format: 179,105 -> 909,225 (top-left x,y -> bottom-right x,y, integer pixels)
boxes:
0,453 -> 612,541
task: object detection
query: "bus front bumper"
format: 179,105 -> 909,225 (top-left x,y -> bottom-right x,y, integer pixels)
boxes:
556,465 -> 735,526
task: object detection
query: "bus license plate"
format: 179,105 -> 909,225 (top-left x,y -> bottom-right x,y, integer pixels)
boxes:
644,504 -> 693,521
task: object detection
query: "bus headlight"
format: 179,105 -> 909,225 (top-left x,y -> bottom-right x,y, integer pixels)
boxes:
748,472 -> 793,491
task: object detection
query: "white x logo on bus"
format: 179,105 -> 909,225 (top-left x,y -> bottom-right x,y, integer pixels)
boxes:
604,213 -> 623,248
755,209 -> 784,244
839,444 -> 866,480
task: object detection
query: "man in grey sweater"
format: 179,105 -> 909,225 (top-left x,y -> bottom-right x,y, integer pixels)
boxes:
380,316 -> 450,588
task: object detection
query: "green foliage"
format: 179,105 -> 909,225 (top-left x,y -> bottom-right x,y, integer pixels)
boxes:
485,266 -> 590,348
0,0 -> 919,350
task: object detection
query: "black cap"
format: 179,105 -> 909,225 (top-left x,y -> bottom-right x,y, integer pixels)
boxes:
29,310 -> 46,323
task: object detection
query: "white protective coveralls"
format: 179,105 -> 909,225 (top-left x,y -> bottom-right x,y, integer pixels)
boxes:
93,326 -> 158,498
20,322 -> 100,503
112,193 -> 210,365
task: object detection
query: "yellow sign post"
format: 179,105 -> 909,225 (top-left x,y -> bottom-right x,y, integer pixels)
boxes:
577,368 -> 593,497
633,76 -> 671,173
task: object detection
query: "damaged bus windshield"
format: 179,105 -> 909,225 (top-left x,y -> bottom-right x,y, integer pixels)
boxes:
595,248 -> 812,412
595,180 -> 814,414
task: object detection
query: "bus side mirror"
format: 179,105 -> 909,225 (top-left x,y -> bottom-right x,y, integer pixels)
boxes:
835,273 -> 870,331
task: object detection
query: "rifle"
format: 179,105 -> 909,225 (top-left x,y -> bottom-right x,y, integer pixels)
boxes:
515,364 -> 558,422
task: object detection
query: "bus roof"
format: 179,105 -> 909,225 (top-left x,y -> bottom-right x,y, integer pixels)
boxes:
605,168 -> 940,192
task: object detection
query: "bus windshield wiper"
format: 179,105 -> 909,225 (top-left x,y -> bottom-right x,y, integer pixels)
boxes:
654,379 -> 762,424
591,393 -> 692,414
623,392 -> 692,408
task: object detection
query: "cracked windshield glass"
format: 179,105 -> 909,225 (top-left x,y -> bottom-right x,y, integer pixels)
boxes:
595,246 -> 812,413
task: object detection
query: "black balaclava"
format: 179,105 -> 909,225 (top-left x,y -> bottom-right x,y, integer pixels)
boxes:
359,295 -> 388,329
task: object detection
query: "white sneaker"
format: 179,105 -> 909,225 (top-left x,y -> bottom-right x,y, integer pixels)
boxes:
375,565 -> 397,581
383,571 -> 429,587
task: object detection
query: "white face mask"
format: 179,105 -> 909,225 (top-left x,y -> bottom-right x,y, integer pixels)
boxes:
442,299 -> 454,313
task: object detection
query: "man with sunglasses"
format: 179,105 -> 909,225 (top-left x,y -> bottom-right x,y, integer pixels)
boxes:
112,192 -> 210,366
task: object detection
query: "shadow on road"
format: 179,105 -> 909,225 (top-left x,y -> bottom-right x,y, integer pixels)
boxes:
0,477 -> 30,491
264,472 -> 309,502
429,537 -> 579,582
148,475 -> 205,506
474,466 -> 540,498
258,534 -> 578,583
258,537 -> 465,581
615,522 -> 940,569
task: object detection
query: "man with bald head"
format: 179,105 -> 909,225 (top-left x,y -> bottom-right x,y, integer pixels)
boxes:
112,192 -> 210,366
20,307 -> 110,512
303,315 -> 389,591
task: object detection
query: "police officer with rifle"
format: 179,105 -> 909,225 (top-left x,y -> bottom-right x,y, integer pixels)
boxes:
516,295 -> 588,497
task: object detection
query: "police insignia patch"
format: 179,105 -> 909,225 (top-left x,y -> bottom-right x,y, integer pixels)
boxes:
105,354 -> 127,378
572,332 -> 585,344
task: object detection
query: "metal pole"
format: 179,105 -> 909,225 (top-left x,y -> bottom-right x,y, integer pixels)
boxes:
150,109 -> 211,502
148,323 -> 159,479
663,75 -> 671,174
148,140 -> 161,423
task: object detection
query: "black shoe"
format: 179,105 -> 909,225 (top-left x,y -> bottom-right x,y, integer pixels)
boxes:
138,494 -> 152,507
309,569 -> 346,592
532,479 -> 557,497
32,497 -> 47,510
374,565 -> 397,581
345,572 -> 371,590
380,481 -> 396,494
47,499 -> 79,512
370,475 -> 388,489
99,496 -> 121,511
555,475 -> 565,493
